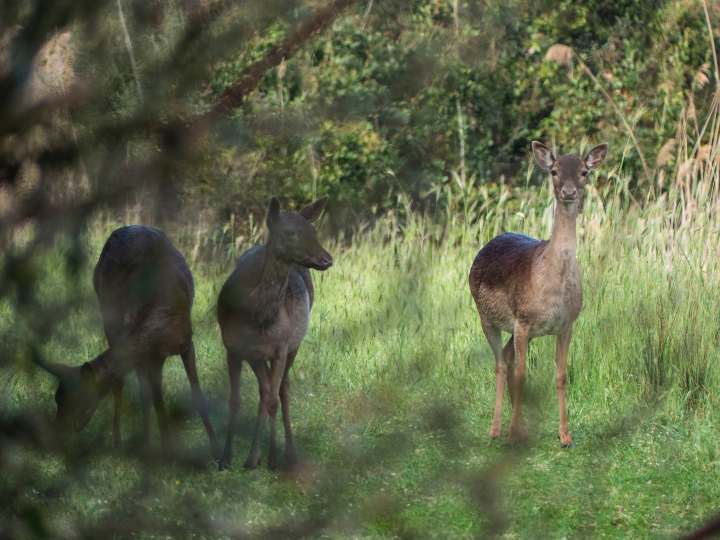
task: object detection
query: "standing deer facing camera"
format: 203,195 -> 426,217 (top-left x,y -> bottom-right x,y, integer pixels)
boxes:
36,226 -> 218,457
217,197 -> 332,471
469,141 -> 608,446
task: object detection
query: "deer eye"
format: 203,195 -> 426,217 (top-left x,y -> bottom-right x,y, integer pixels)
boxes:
551,170 -> 558,177
581,170 -> 588,177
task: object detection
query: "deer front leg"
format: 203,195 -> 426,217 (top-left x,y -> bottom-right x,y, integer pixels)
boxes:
267,346 -> 288,471
556,328 -> 573,447
219,351 -> 242,470
112,380 -> 124,449
280,349 -> 298,468
508,326 -> 529,444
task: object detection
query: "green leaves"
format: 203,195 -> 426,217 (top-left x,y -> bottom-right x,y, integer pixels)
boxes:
197,0 -> 716,219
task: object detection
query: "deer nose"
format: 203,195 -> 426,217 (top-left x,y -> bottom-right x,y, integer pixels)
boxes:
317,250 -> 333,269
308,249 -> 333,271
560,186 -> 578,200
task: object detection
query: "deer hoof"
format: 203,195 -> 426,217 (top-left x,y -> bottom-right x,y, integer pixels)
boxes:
559,434 -> 573,448
489,426 -> 501,439
218,458 -> 232,471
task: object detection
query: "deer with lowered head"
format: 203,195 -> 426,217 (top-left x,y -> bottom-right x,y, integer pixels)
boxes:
469,141 -> 608,446
36,225 -> 218,457
217,197 -> 332,471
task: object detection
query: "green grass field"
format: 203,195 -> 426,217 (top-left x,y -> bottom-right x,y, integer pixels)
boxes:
3,181 -> 720,539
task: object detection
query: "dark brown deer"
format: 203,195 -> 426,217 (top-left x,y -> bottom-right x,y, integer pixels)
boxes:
217,197 -> 332,471
37,225 -> 218,457
469,141 -> 608,446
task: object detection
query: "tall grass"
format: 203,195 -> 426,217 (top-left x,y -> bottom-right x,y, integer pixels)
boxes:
3,23 -> 720,539
6,135 -> 720,535
10,78 -> 720,432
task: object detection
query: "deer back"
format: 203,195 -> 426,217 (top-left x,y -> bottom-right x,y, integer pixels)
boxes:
93,225 -> 194,354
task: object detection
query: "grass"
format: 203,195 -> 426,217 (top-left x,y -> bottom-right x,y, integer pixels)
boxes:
3,169 -> 720,538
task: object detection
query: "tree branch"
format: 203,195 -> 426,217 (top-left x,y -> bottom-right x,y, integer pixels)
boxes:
208,0 -> 361,118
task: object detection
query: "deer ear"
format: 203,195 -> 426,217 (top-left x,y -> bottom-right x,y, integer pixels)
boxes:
299,197 -> 328,222
266,197 -> 281,227
584,143 -> 608,169
532,141 -> 555,172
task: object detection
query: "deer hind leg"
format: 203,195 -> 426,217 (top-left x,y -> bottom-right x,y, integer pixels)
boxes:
508,325 -> 529,445
280,349 -> 298,469
481,321 -> 505,439
556,328 -> 573,447
181,342 -> 219,460
147,360 -> 170,452
267,346 -> 288,471
112,379 -> 124,449
245,359 -> 270,470
219,350 -> 242,470
137,369 -> 153,450
503,336 -> 516,405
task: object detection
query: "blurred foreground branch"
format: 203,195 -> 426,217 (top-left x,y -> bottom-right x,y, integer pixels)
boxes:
209,0 -> 362,118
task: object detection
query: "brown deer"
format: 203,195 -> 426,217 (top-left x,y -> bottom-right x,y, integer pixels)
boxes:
217,197 -> 332,471
469,141 -> 608,446
36,225 -> 218,457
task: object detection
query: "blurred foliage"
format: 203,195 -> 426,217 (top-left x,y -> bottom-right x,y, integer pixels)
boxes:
139,0 -> 715,224
37,0 -> 714,227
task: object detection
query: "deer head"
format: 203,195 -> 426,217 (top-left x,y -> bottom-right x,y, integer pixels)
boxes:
37,357 -> 102,432
266,197 -> 333,271
532,141 -> 608,211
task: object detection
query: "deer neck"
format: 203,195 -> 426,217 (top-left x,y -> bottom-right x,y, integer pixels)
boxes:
547,202 -> 578,263
252,243 -> 291,321
85,350 -> 120,393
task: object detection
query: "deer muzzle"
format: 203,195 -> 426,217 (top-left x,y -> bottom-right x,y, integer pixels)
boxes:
307,250 -> 333,271
559,186 -> 578,202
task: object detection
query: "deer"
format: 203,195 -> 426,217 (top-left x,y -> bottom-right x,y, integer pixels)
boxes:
217,197 -> 332,471
469,141 -> 608,446
36,225 -> 218,458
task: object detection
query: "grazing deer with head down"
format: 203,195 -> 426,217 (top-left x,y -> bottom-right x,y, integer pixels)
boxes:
37,225 -> 218,457
469,141 -> 608,446
217,197 -> 332,471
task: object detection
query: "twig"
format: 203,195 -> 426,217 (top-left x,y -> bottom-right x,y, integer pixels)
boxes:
209,0 -> 360,118
453,0 -> 460,34
116,0 -> 144,102
453,0 -> 465,185
576,55 -> 651,185
702,0 -> 719,89
361,0 -> 374,29
456,96 -> 466,186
